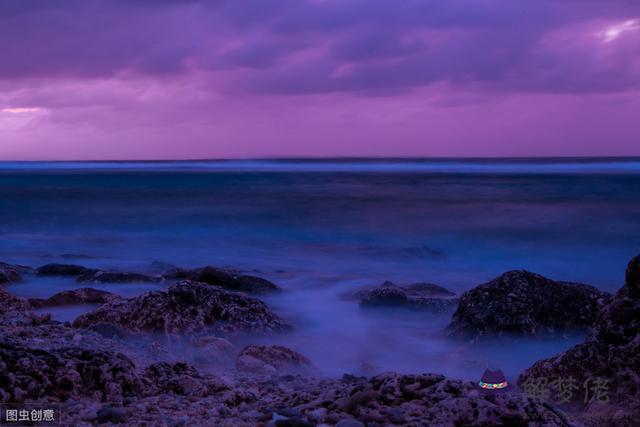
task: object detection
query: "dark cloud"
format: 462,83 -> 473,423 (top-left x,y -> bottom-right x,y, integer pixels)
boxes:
0,0 -> 639,95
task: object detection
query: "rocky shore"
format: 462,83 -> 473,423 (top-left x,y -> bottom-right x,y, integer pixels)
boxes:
1,258 -> 639,425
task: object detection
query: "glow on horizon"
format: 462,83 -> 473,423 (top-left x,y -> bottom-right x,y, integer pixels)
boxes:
1,107 -> 40,114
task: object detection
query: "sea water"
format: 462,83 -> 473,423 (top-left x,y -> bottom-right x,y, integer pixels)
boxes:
1,158 -> 639,380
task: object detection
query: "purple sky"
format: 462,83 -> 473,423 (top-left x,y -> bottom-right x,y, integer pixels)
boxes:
1,0 -> 640,160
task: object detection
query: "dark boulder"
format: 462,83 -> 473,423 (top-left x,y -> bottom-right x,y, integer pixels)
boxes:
77,269 -> 161,284
36,263 -> 89,277
0,262 -> 31,284
87,322 -> 129,339
29,288 -> 122,308
0,287 -> 30,314
190,336 -> 237,366
358,282 -> 458,313
396,281 -> 456,297
143,362 -> 204,396
446,270 -> 611,340
96,406 -> 127,424
353,281 -> 455,300
236,345 -> 312,375
0,343 -> 142,404
73,280 -> 291,336
519,255 -> 640,421
163,266 -> 280,294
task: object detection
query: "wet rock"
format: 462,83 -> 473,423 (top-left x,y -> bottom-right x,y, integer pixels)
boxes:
143,362 -> 203,396
190,336 -> 237,365
0,343 -> 142,404
273,418 -> 313,427
163,266 -> 280,294
29,288 -> 122,308
96,405 -> 126,424
77,269 -> 161,284
36,263 -> 89,277
519,255 -> 640,420
86,323 -> 129,339
335,420 -> 365,427
358,282 -> 458,313
446,270 -> 612,340
73,280 -> 291,336
236,345 -> 312,375
352,280 -> 455,299
0,287 -> 30,314
0,262 -> 31,284
143,362 -> 232,398
269,372 -> 575,426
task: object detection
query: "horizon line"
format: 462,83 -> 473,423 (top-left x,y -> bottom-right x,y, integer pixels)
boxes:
3,155 -> 640,163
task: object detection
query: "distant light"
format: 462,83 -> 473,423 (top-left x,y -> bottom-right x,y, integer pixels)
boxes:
1,107 -> 40,114
602,19 -> 639,42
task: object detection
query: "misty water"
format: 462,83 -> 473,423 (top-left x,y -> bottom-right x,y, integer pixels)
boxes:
2,158 -> 640,382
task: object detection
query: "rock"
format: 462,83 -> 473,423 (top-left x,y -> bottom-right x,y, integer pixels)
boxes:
29,288 -> 122,308
0,287 -> 30,314
96,405 -> 126,424
352,280 -> 455,299
446,270 -> 612,340
73,281 -> 291,336
236,345 -> 312,375
273,418 -> 313,427
143,362 -> 204,396
0,343 -> 143,404
163,266 -> 280,294
86,322 -> 129,339
358,282 -> 458,313
625,254 -> 640,297
274,372 -> 575,426
190,336 -> 237,365
335,420 -> 365,427
0,262 -> 31,284
77,269 -> 161,284
142,362 -> 231,399
36,263 -> 89,277
519,254 -> 640,420
392,281 -> 455,297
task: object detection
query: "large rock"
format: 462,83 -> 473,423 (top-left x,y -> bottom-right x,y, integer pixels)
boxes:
446,270 -> 611,340
36,263 -> 159,284
519,255 -> 640,422
0,287 -> 30,314
359,282 -> 458,314
0,262 -> 32,284
144,362 -> 211,396
73,280 -> 291,336
29,288 -> 122,308
36,263 -> 90,277
77,269 -> 161,284
0,343 -> 143,404
142,362 -> 230,397
190,336 -> 237,366
236,345 -> 312,375
163,266 -> 280,294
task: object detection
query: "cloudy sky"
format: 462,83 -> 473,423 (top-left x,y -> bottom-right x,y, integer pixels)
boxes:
1,0 -> 640,160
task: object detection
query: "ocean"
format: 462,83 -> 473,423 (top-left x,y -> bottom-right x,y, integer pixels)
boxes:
1,158 -> 639,380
